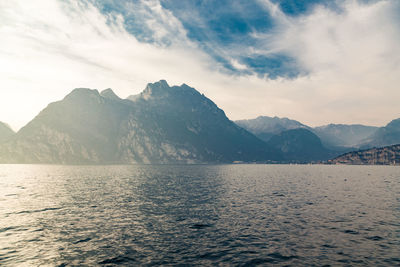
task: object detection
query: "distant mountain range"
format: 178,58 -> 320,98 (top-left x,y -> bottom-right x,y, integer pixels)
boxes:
358,118 -> 400,148
236,116 -> 400,150
313,124 -> 378,149
0,80 -> 399,164
236,116 -> 309,142
235,115 -> 400,165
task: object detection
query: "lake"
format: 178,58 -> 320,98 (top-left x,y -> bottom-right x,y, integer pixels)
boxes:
0,164 -> 399,266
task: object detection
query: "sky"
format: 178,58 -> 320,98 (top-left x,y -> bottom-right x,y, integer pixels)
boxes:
1,0 -> 400,131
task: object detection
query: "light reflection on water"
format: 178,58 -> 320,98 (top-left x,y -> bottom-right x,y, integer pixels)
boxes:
0,164 -> 399,266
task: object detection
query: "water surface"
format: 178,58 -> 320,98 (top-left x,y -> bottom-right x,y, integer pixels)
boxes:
0,164 -> 399,266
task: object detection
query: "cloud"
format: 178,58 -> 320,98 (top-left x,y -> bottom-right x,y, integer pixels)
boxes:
261,0 -> 400,123
0,0 -> 215,129
0,0 -> 399,130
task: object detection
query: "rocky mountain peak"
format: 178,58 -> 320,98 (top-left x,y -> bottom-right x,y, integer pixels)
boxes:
64,88 -> 100,101
142,80 -> 170,99
236,116 -> 308,136
140,80 -> 202,102
100,88 -> 120,100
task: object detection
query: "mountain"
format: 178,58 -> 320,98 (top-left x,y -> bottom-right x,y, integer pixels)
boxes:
0,81 -> 280,164
235,116 -> 380,149
0,88 -> 130,164
233,116 -> 352,161
312,124 -> 378,148
266,128 -> 333,162
360,118 -> 400,148
328,144 -> 400,165
235,116 -> 309,142
0,122 -> 15,142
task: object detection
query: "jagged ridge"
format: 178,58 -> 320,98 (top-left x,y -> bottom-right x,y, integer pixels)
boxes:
0,81 -> 280,164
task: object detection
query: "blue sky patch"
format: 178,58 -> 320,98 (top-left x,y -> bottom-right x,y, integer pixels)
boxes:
89,0 -> 344,79
271,0 -> 327,16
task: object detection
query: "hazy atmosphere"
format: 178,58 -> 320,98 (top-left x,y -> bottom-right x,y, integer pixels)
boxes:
1,1 -> 400,266
1,0 -> 400,130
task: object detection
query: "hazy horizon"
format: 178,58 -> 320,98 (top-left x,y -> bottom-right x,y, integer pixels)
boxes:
1,0 -> 400,130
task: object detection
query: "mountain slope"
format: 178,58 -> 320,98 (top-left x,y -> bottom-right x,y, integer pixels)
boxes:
0,122 -> 15,142
313,124 -> 378,148
126,81 -> 278,163
0,88 -> 132,164
0,81 -> 279,164
266,128 -> 333,162
235,116 -> 309,142
328,144 -> 400,165
360,118 -> 400,148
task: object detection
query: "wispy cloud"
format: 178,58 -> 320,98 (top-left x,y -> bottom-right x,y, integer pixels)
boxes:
0,0 -> 399,130
0,0 -> 215,129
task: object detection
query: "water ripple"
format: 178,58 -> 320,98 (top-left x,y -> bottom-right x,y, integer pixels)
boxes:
0,164 -> 399,266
